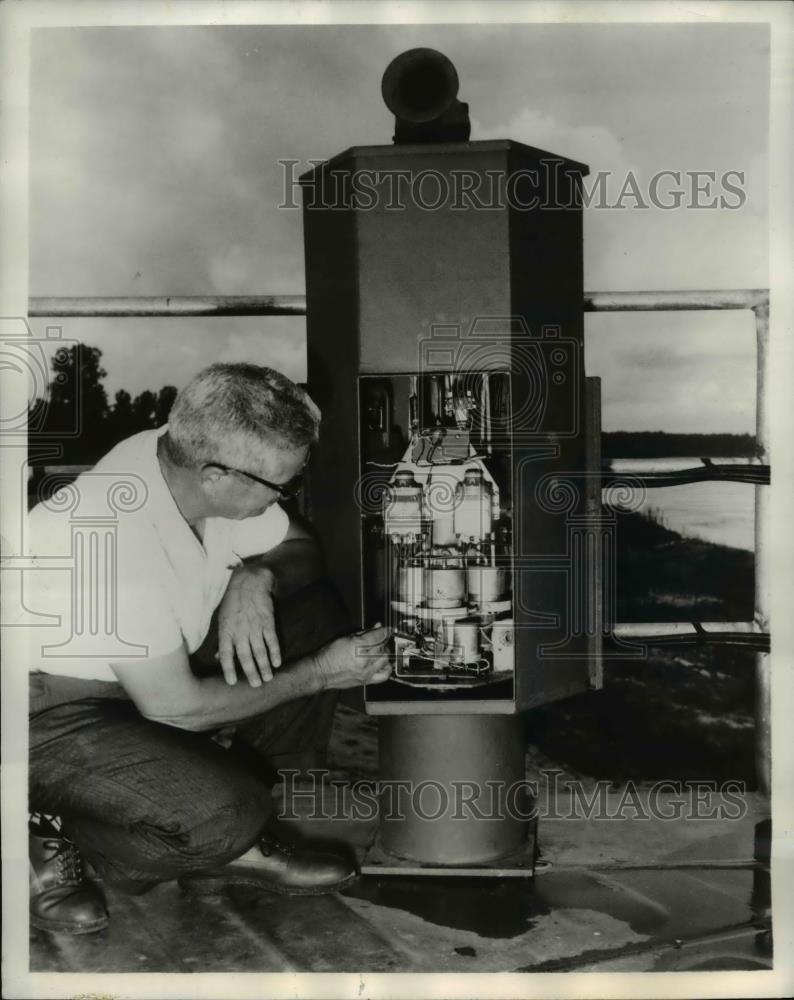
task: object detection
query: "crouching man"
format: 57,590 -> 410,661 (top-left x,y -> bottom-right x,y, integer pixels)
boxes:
26,363 -> 391,934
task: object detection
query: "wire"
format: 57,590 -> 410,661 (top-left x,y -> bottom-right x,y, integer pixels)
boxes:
605,630 -> 770,653
602,463 -> 770,488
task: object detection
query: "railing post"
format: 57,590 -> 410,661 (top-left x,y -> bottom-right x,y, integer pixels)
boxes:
753,302 -> 770,800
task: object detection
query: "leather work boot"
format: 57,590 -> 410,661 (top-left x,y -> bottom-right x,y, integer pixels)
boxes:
179,832 -> 357,897
29,817 -> 109,935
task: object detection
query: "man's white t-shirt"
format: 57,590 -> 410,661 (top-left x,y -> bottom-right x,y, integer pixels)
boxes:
23,427 -> 289,682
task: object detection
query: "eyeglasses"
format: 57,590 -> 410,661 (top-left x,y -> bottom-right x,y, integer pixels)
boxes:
205,462 -> 305,499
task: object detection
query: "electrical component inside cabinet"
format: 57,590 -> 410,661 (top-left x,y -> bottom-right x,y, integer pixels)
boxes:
360,372 -> 515,694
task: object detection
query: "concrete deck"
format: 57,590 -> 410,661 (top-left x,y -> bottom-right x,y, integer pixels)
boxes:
30,779 -> 772,974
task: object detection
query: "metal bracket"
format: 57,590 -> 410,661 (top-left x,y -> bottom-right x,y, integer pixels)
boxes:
361,821 -> 537,878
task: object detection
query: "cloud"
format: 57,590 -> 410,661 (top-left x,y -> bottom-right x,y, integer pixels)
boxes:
474,106 -> 636,179
207,244 -> 258,294
585,311 -> 756,434
28,24 -> 769,434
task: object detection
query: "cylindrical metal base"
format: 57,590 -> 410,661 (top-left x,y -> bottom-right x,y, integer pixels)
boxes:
378,714 -> 527,865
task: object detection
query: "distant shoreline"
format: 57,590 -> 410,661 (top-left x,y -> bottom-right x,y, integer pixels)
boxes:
602,432 -> 755,459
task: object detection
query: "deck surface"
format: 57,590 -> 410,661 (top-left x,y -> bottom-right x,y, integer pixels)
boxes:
29,706 -> 772,975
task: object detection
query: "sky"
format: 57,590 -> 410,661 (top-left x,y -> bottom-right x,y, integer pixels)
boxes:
29,22 -> 769,433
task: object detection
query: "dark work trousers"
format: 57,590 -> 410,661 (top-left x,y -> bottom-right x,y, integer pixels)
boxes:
29,577 -> 349,892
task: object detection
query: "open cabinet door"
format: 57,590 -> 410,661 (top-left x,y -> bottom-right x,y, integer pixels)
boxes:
512,375 -> 603,710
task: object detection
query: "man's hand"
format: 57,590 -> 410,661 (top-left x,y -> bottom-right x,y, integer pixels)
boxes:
217,565 -> 281,686
312,624 -> 393,690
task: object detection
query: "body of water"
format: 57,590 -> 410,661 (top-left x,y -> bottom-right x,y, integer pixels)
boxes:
619,480 -> 755,552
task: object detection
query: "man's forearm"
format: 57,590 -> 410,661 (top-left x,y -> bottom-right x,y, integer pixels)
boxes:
155,654 -> 324,732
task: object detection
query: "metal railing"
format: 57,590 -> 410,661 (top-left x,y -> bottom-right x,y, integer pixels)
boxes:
28,295 -> 307,318
27,288 -> 771,796
29,288 -> 769,317
591,290 -> 770,798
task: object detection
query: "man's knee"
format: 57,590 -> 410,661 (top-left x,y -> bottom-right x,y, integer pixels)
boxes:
88,783 -> 270,880
171,785 -> 269,866
66,761 -> 272,881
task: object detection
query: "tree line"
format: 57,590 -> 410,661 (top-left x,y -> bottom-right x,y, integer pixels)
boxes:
27,343 -> 757,465
28,343 -> 177,465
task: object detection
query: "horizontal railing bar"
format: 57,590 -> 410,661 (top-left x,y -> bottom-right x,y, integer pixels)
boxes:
610,634 -> 769,651
602,461 -> 769,488
583,289 -> 769,312
607,457 -> 763,470
610,621 -> 768,652
28,289 -> 769,318
28,456 -> 766,475
28,295 -> 308,317
28,465 -> 90,476
613,621 -> 759,637
547,860 -> 767,871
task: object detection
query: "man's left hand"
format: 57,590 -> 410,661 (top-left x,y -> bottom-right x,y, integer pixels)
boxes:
217,565 -> 282,686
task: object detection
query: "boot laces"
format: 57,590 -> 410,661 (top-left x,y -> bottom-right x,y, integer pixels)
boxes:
259,834 -> 295,858
45,839 -> 84,884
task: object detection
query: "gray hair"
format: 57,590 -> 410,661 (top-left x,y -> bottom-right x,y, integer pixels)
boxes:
164,363 -> 320,468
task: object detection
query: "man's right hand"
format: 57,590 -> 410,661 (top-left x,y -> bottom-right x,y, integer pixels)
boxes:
312,624 -> 393,690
